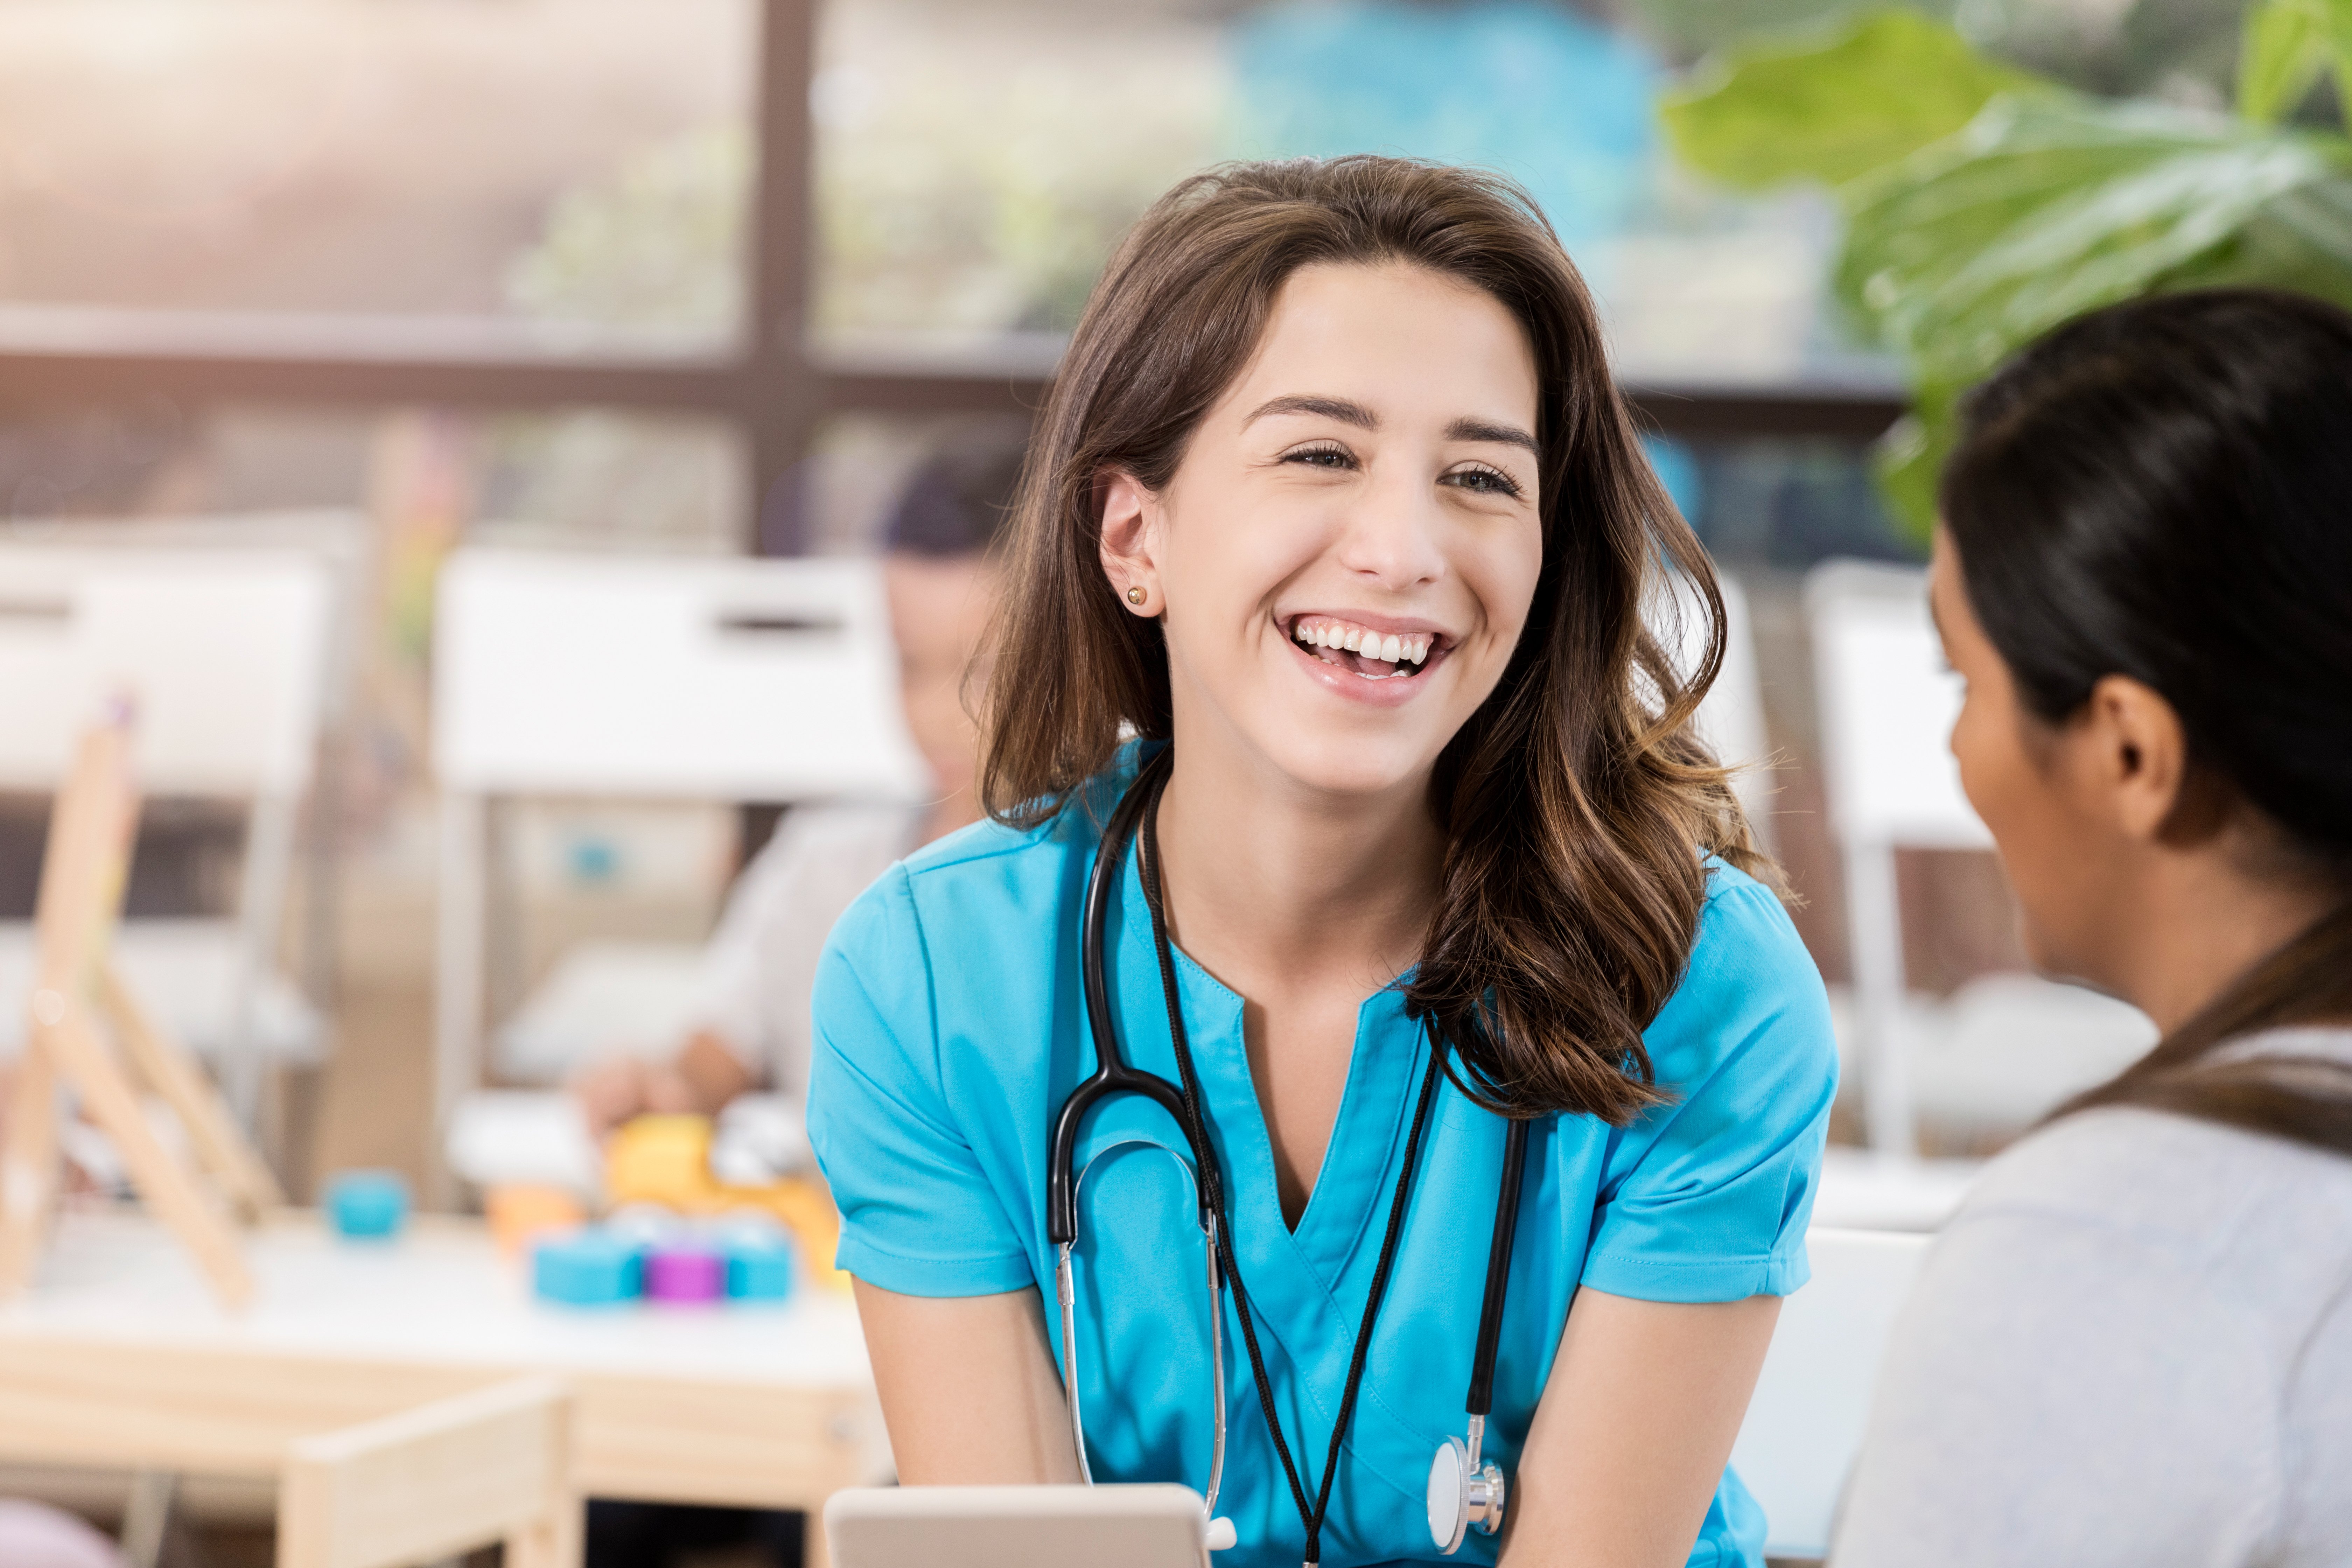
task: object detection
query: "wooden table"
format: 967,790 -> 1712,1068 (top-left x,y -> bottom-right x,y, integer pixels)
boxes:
0,1205 -> 884,1564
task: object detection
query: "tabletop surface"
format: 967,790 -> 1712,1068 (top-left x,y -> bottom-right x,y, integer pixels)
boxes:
0,1204 -> 872,1389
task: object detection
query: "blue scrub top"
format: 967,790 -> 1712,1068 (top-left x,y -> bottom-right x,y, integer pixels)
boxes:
808,761 -> 1838,1568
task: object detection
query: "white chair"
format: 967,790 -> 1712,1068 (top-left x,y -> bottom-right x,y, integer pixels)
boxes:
430,548 -> 925,1170
1805,561 -> 2155,1157
0,540 -> 337,1127
1730,1226 -> 1931,1559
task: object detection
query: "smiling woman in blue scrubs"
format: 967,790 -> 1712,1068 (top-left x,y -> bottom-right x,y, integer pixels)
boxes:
807,157 -> 1836,1568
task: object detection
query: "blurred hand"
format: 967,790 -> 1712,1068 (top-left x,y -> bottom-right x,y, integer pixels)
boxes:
571,1034 -> 756,1141
572,1056 -> 661,1141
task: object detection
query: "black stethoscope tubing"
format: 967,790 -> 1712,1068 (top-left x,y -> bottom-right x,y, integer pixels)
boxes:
1047,748 -> 1528,1564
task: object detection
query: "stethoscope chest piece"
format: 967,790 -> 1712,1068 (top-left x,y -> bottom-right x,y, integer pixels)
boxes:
1426,1430 -> 1506,1555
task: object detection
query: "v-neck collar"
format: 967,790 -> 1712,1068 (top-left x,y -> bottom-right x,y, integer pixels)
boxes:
1115,852 -> 1430,1291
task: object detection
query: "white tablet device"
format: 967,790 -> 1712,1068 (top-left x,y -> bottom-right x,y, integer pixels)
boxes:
824,1483 -> 1212,1568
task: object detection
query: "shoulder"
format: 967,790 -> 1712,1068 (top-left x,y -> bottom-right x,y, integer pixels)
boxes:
1949,1085 -> 2352,1328
1642,857 -> 1835,1088
1689,857 -> 1812,979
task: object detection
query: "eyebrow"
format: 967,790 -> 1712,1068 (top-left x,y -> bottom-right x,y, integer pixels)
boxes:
1445,415 -> 1539,454
1245,393 -> 1377,430
1243,395 -> 1539,454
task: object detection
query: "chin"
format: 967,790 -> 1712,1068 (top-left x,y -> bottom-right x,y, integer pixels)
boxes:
1256,721 -> 1436,800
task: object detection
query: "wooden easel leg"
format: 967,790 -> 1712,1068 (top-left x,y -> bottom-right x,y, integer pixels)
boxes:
37,1007 -> 252,1309
101,962 -> 285,1219
119,1470 -> 178,1568
0,1042 -> 63,1300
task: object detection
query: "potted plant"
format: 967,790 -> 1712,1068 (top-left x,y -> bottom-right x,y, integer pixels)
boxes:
1663,0 -> 2352,535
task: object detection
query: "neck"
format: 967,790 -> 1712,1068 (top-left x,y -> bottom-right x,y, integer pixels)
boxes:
2107,849 -> 2335,1037
1153,740 -> 1444,993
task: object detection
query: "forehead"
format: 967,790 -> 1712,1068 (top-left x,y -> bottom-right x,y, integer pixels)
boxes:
1214,261 -> 1539,429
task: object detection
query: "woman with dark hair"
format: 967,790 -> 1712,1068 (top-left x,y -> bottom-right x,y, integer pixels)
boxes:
808,156 -> 1836,1567
1835,289 -> 2352,1564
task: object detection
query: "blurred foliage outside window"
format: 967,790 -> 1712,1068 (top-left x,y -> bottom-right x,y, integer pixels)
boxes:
1666,0 -> 2352,537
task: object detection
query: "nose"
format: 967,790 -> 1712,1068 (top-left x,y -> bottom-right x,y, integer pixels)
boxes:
1333,464 -> 1447,592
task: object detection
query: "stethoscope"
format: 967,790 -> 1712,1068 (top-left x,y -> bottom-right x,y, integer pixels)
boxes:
1046,747 -> 1532,1565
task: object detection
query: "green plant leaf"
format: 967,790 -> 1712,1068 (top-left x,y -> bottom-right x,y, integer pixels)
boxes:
1839,96 -> 2346,386
2239,0 -> 2332,124
1662,8 -> 2052,191
1868,391 -> 1955,544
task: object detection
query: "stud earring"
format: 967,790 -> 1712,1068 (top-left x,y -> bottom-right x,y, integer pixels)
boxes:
1126,585 -> 1147,606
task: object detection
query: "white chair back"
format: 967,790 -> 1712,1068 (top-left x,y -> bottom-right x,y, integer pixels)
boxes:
433,549 -> 924,800
1730,1226 -> 1931,1559
1806,561 -> 1991,1154
429,549 -> 926,1177
1806,561 -> 1987,852
0,546 -> 332,797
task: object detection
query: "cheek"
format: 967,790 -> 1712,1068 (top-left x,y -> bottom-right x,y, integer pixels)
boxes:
1952,690 -> 2035,842
1460,517 -> 1544,653
1952,692 -> 2082,950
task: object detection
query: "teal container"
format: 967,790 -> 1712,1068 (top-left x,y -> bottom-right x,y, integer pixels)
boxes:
534,1230 -> 645,1306
725,1234 -> 795,1303
323,1169 -> 410,1241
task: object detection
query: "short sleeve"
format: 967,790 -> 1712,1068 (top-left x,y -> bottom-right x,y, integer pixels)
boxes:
1580,872 -> 1837,1304
806,868 -> 1035,1296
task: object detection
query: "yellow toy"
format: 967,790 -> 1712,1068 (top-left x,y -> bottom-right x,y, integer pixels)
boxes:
603,1115 -> 849,1293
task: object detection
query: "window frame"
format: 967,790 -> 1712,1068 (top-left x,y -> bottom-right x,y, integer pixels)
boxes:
0,0 -> 1904,550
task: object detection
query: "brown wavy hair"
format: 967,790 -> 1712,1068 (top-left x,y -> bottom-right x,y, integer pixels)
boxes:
981,156 -> 1774,1125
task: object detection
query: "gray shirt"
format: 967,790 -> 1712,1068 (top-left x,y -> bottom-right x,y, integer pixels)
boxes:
1834,1027 -> 2352,1568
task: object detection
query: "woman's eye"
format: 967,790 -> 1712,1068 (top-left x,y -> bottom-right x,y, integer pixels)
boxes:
1445,465 -> 1521,497
1282,444 -> 1355,470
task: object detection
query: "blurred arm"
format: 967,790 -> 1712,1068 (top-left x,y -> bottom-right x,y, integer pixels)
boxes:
852,1278 -> 1084,1484
1501,1289 -> 1780,1568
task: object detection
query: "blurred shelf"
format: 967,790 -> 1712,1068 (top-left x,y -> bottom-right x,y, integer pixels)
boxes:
0,308 -> 1907,439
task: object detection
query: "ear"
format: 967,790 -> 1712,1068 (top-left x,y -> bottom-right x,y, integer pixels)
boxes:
1096,469 -> 1163,616
2080,674 -> 2192,843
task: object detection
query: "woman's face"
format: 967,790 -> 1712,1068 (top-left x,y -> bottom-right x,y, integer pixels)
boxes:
1104,261 -> 1544,802
1931,531 -> 2120,986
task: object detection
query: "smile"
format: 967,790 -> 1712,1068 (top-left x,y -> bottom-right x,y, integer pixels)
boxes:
1287,615 -> 1447,681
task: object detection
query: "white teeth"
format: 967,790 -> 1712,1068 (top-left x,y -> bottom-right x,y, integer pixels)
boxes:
1290,619 -> 1441,671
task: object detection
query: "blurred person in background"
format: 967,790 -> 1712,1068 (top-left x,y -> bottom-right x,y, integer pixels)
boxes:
1835,289 -> 2352,1565
571,425 -> 1026,1142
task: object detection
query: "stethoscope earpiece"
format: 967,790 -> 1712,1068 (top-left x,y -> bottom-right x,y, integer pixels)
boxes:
1427,1422 -> 1507,1555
